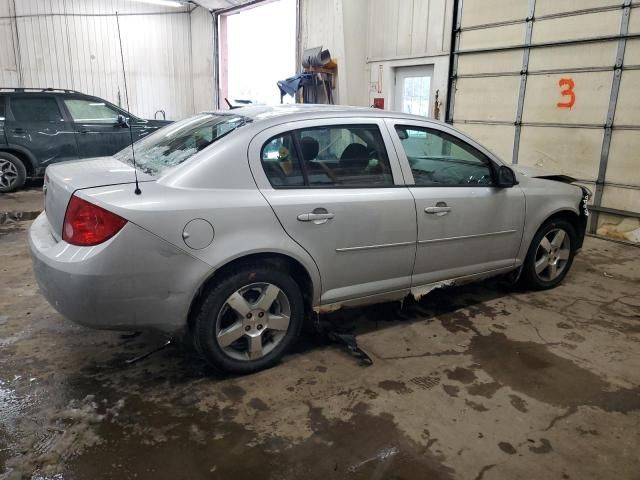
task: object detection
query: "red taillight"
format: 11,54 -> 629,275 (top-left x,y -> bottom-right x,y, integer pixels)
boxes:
63,195 -> 127,246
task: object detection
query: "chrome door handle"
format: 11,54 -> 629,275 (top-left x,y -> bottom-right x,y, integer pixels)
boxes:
297,213 -> 335,224
425,204 -> 452,216
297,212 -> 335,222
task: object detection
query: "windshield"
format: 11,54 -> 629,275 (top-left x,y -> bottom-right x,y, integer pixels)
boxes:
114,113 -> 247,175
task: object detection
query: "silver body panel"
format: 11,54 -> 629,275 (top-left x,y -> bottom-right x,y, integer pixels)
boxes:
29,105 -> 584,334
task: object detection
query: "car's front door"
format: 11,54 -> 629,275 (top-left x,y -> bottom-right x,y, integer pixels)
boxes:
249,118 -> 417,305
5,95 -> 78,172
61,97 -> 146,158
387,120 -> 525,286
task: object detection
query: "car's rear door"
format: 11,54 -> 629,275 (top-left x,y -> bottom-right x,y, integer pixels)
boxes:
5,94 -> 78,172
386,119 -> 525,286
249,117 -> 417,305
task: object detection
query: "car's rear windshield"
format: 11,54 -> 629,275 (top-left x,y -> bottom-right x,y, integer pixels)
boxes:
114,113 -> 247,175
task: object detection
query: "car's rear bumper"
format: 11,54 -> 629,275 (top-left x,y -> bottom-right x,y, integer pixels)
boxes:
29,212 -> 211,334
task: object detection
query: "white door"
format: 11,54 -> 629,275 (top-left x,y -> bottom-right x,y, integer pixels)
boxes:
394,65 -> 434,117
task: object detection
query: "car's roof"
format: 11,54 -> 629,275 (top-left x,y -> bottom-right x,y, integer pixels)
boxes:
202,104 -> 448,128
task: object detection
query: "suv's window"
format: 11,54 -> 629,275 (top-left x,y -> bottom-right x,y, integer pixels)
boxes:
64,98 -> 120,123
0,96 -> 5,120
10,96 -> 63,122
261,133 -> 305,187
395,126 -> 494,186
114,113 -> 246,175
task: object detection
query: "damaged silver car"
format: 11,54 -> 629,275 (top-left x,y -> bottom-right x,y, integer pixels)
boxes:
29,105 -> 590,373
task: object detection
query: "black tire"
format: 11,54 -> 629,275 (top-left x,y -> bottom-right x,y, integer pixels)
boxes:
520,219 -> 577,290
193,264 -> 304,374
0,152 -> 27,193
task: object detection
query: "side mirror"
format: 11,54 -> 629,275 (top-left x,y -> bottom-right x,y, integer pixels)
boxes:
117,114 -> 130,128
497,165 -> 517,188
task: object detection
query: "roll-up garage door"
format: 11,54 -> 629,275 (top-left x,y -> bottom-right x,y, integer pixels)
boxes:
447,0 -> 640,242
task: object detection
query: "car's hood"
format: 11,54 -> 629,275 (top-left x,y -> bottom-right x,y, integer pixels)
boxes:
510,164 -> 577,183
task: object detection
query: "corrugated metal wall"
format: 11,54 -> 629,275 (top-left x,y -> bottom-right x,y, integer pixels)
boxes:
366,0 -> 453,116
0,0 -> 213,120
300,0 -> 453,111
449,0 -> 640,242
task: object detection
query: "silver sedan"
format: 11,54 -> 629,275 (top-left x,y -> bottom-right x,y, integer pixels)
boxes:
29,105 -> 590,373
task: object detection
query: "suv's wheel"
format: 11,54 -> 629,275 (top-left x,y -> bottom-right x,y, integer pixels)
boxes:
193,265 -> 304,374
0,152 -> 27,193
521,219 -> 577,290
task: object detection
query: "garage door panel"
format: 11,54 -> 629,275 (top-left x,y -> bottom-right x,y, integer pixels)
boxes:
532,10 -> 621,43
528,42 -> 617,71
614,71 -> 640,124
629,6 -> 640,34
453,76 -> 520,122
457,51 -> 522,75
606,130 -> 640,186
624,38 -> 640,65
601,185 -> 640,212
454,123 -> 516,161
460,24 -> 526,50
461,0 -> 528,28
522,72 -> 612,124
518,127 -> 603,179
535,0 -> 622,17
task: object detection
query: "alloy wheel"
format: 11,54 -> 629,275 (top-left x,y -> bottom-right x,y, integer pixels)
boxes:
534,228 -> 571,282
0,159 -> 19,189
215,282 -> 291,361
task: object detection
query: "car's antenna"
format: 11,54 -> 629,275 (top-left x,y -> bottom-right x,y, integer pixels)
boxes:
115,11 -> 141,195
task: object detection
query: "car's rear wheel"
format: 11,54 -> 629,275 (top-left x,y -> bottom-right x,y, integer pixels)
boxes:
521,219 -> 576,290
193,265 -> 304,374
0,152 -> 27,193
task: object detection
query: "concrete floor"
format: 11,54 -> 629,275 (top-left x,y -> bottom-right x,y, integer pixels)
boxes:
1,219 -> 639,480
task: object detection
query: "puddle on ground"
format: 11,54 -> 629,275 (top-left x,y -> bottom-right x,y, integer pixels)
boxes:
469,332 -> 640,412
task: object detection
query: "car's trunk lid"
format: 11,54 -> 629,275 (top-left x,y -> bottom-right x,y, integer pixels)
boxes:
44,157 -> 153,239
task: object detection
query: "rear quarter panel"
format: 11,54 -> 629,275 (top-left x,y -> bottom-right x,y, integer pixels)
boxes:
78,181 -> 323,307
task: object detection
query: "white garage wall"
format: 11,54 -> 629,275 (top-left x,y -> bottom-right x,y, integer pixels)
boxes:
300,0 -> 453,117
0,0 -> 215,120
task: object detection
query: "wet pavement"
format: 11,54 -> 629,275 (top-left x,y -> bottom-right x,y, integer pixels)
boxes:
1,220 -> 639,479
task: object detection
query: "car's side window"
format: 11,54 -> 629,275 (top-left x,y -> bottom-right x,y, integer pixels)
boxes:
261,133 -> 305,187
395,125 -> 494,186
295,125 -> 393,187
10,97 -> 63,122
0,96 -> 5,120
64,99 -> 120,124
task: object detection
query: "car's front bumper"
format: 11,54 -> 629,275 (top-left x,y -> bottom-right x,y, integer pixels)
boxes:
29,212 -> 211,334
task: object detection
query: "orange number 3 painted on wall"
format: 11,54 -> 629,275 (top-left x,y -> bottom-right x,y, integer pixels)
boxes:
557,78 -> 576,109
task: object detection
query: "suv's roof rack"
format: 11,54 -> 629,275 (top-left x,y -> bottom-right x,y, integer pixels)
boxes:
0,87 -> 83,94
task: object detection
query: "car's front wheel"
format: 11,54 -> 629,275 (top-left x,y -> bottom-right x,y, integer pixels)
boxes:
521,219 -> 577,290
0,152 -> 27,193
193,265 -> 304,374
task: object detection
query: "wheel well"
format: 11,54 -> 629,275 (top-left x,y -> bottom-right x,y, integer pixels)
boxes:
544,209 -> 586,248
0,148 -> 35,176
186,253 -> 314,331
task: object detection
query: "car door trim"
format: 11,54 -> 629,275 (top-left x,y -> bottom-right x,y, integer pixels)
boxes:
335,240 -> 415,252
418,229 -> 517,244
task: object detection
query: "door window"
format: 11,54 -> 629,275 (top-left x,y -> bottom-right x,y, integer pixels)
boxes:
395,126 -> 494,186
0,96 -> 5,120
296,125 -> 393,187
10,97 -> 63,122
394,65 -> 433,117
64,99 -> 120,123
261,133 -> 305,187
261,125 -> 393,188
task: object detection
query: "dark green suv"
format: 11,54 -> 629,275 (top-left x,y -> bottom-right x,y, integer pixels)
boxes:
0,88 -> 171,193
